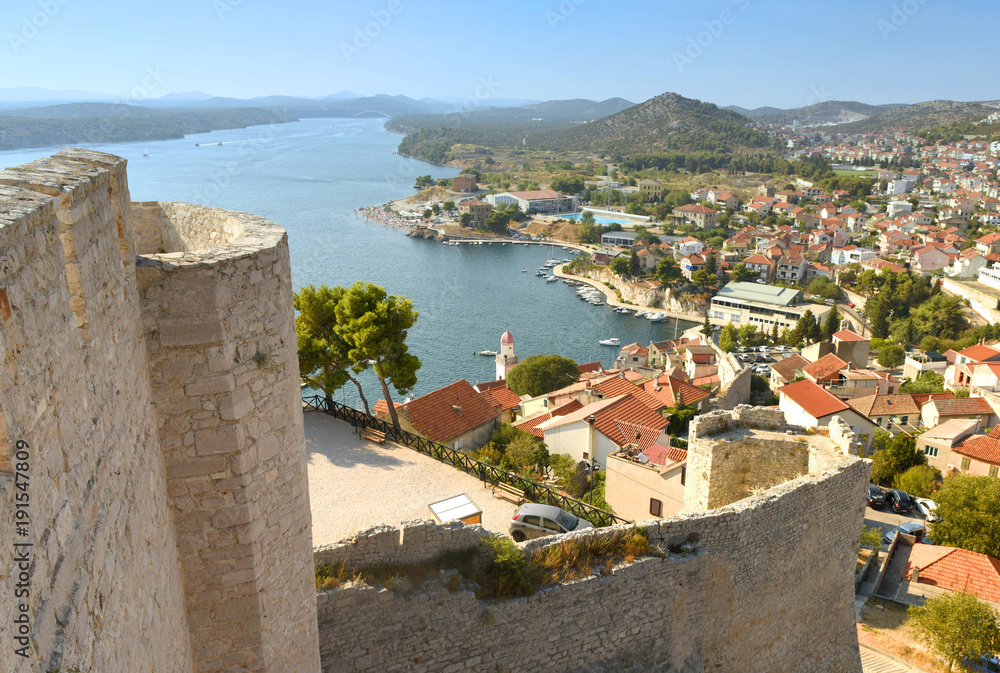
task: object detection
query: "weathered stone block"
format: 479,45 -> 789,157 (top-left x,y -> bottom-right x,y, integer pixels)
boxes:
195,424 -> 245,456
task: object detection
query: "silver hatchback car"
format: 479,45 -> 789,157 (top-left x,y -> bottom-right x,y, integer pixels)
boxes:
509,503 -> 594,542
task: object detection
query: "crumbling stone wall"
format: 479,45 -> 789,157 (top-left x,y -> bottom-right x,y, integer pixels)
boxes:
0,150 -> 195,672
314,520 -> 491,570
315,454 -> 871,673
0,151 -> 319,673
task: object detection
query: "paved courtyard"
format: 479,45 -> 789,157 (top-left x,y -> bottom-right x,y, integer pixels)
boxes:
304,411 -> 518,546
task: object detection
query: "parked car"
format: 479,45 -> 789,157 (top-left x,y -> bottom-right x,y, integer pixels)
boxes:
915,497 -> 939,522
882,521 -> 927,545
866,485 -> 886,509
886,489 -> 915,514
964,655 -> 1000,673
509,503 -> 593,542
847,302 -> 855,308
824,298 -> 835,305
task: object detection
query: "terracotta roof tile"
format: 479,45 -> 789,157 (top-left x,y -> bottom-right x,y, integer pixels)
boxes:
642,444 -> 688,467
958,344 -> 1000,362
771,353 -> 810,382
512,399 -> 583,439
642,374 -> 710,409
847,394 -> 921,418
479,385 -> 522,413
905,545 -> 1000,604
929,396 -> 994,418
832,329 -> 866,342
780,379 -> 849,418
592,375 -> 665,411
803,353 -> 848,382
953,435 -> 1000,465
397,379 -> 500,444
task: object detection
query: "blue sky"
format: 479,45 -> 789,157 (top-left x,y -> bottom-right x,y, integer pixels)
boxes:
2,0 -> 996,109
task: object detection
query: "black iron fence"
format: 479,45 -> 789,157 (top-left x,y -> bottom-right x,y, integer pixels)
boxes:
302,395 -> 628,528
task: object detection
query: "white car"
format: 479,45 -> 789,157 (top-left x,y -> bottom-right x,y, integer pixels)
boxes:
915,498 -> 939,522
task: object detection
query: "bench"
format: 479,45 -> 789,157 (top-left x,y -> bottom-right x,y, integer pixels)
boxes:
360,428 -> 386,444
492,482 -> 525,505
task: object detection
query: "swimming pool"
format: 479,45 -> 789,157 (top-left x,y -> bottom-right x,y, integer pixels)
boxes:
561,212 -> 636,226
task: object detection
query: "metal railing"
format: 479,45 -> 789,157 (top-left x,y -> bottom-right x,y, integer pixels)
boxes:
302,394 -> 628,528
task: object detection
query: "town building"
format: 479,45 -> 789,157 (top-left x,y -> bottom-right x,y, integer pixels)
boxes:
673,203 -> 718,229
452,173 -> 478,192
710,282 -> 831,333
601,230 -> 638,247
377,379 -> 500,452
778,379 -> 875,448
484,189 -> 577,214
457,198 -> 491,227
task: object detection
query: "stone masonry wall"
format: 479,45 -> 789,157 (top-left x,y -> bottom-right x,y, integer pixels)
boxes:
315,453 -> 871,673
0,150 -> 195,672
314,520 -> 491,570
136,202 -> 319,673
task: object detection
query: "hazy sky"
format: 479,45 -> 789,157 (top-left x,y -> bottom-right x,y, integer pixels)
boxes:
3,0 -> 996,109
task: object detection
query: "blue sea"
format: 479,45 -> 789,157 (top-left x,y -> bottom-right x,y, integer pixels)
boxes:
0,118 -> 695,406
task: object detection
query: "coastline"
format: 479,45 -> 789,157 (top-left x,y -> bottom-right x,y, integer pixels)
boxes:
552,264 -> 706,325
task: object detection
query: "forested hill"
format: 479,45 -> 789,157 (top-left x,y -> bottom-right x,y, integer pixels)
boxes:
535,92 -> 778,154
0,103 -> 296,151
391,92 -> 778,163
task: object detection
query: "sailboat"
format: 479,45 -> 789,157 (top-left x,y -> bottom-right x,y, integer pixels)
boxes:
478,331 -> 497,356
143,147 -> 149,157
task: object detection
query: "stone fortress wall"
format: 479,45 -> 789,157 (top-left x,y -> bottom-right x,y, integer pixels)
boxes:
315,406 -> 872,673
0,150 -> 318,673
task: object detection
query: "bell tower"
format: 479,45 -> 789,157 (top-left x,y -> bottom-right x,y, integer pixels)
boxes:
495,329 -> 518,380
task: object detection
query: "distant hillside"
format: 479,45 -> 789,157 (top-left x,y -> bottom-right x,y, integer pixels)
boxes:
532,92 -> 777,155
387,97 -> 637,162
724,105 -> 783,119
0,103 -> 296,151
757,101 -> 901,126
837,100 -> 997,134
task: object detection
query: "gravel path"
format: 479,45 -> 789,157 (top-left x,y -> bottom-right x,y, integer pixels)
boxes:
304,412 -> 518,546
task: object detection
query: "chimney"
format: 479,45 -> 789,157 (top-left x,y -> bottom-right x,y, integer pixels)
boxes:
452,398 -> 462,416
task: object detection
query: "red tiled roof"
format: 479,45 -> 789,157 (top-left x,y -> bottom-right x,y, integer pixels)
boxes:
592,395 -> 668,448
848,394 -> 921,418
642,374 -> 710,409
832,329 -> 866,342
373,399 -> 404,414
957,344 -> 1000,362
398,379 -> 500,443
577,361 -> 604,374
479,385 -> 522,413
676,204 -> 717,215
905,545 -> 1000,604
953,434 -> 1000,465
803,353 -> 848,382
929,396 -> 994,418
642,444 -> 688,467
612,420 -> 665,452
771,353 -> 810,382
512,399 -> 583,439
592,375 -> 665,412
780,379 -> 849,419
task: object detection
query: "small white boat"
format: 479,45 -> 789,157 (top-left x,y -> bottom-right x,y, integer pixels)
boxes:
599,338 -> 620,346
479,350 -> 498,356
650,313 -> 670,322
546,276 -> 559,283
143,146 -> 149,157
521,269 -> 528,273
635,311 -> 648,318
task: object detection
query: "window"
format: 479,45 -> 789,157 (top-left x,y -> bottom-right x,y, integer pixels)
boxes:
900,416 -> 909,426
583,452 -> 589,460
522,515 -> 540,527
924,446 -> 938,458
650,499 -> 663,517
680,466 -> 686,486
962,457 -> 972,471
542,518 -> 561,532
991,466 -> 999,478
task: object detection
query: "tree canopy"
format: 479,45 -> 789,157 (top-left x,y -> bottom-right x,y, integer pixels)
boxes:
893,464 -> 941,498
505,354 -> 580,397
931,475 -> 1000,558
870,432 -> 926,485
909,591 -> 1000,671
876,343 -> 905,369
295,281 -> 421,427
